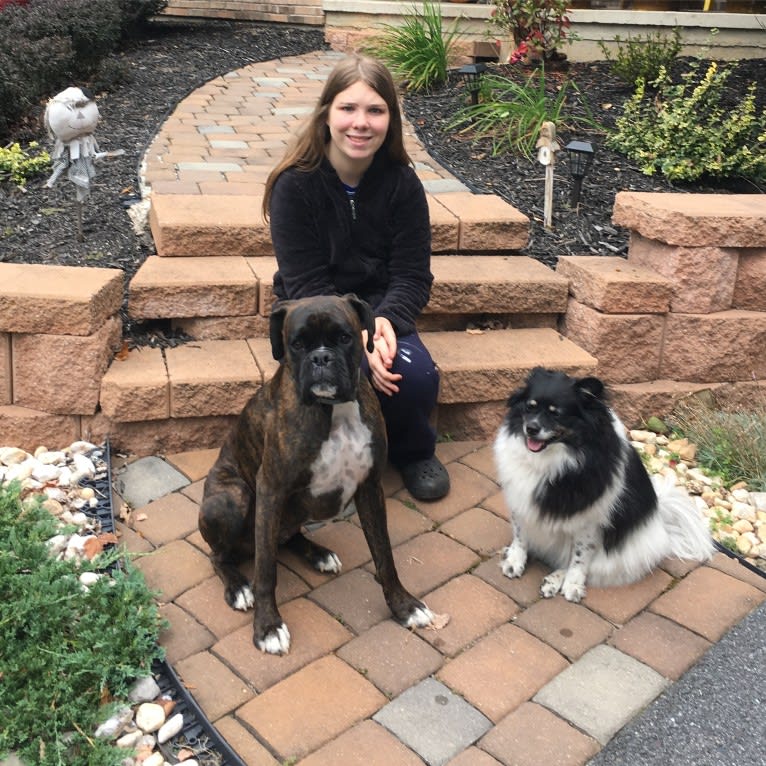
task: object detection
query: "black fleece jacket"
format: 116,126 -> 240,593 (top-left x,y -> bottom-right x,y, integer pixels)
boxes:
269,152 -> 433,336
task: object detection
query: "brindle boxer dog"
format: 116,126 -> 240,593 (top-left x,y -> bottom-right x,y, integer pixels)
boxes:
199,294 -> 434,654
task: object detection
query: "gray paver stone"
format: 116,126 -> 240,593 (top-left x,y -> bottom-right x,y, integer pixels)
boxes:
421,179 -> 471,194
115,456 -> 190,508
373,677 -> 492,766
533,644 -> 668,745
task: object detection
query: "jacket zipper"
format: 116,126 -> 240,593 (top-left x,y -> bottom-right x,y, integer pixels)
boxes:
348,196 -> 357,221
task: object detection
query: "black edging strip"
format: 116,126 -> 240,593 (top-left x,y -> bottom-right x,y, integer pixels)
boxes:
84,441 -> 247,766
713,539 -> 766,580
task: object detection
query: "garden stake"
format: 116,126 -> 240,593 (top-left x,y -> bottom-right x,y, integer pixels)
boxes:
536,121 -> 559,231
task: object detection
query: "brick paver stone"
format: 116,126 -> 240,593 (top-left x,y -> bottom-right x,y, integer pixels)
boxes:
437,623 -> 568,722
296,719 -> 425,766
336,619 -> 443,697
650,565 -> 766,641
130,491 -> 199,546
415,574 -> 518,657
707,550 -> 766,594
582,568 -> 673,624
513,597 -> 613,660
158,602 -> 215,664
306,519 -> 373,570
480,489 -> 510,520
445,747 -> 503,766
455,443 -> 497,480
114,455 -> 189,507
133,539 -> 213,601
354,497 -> 433,548
439,507 -> 511,557
381,532 -> 480,598
173,651 -> 253,722
237,656 -> 386,761
374,677 -> 492,766
479,702 -> 600,766
175,576 -> 252,639
401,463 -> 499,524
213,716 -> 279,765
609,612 -> 712,680
309,568 -> 392,633
165,447 -> 219,481
213,598 -> 353,691
533,644 -> 668,745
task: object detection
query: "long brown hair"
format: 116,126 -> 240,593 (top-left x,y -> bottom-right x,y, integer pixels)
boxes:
261,55 -> 412,221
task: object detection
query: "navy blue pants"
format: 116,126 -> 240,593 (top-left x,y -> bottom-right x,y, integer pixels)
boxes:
362,332 -> 439,468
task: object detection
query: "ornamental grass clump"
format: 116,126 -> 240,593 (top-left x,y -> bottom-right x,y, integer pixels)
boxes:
672,394 -> 766,492
447,67 -> 591,159
0,482 -> 165,766
362,0 -> 462,91
608,61 -> 766,184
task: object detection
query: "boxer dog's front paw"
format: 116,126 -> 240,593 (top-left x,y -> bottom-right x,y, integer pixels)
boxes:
254,622 -> 291,655
227,584 -> 254,611
315,550 -> 342,573
404,603 -> 435,628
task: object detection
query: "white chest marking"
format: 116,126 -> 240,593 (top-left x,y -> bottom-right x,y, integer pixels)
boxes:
309,401 -> 374,507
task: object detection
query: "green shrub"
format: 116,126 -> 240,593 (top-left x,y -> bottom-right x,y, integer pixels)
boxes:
608,61 -> 766,184
0,141 -> 51,187
362,0 -> 462,91
598,26 -> 682,86
0,0 -> 165,140
447,67 -> 590,158
0,482 -> 165,766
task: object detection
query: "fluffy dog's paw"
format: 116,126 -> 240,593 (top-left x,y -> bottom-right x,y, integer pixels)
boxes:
500,545 -> 527,579
540,570 -> 566,598
315,551 -> 342,574
255,623 -> 291,655
561,579 -> 587,603
229,584 -> 254,611
403,604 -> 435,629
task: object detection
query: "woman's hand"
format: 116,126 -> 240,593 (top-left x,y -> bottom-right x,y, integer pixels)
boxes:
364,316 -> 402,396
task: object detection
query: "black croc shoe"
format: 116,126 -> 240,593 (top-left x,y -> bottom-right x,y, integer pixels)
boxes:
401,456 -> 450,501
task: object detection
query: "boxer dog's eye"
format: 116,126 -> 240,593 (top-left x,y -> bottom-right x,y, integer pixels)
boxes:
291,339 -> 304,351
338,333 -> 352,345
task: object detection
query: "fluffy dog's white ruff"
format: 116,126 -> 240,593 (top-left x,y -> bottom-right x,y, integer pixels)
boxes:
494,423 -> 714,589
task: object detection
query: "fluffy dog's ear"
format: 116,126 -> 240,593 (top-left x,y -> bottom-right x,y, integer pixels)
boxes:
507,384 -> 528,408
576,376 -> 606,401
269,302 -> 291,361
343,293 -> 376,353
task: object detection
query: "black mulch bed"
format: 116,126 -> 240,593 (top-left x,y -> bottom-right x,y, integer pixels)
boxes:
1,20 -> 764,342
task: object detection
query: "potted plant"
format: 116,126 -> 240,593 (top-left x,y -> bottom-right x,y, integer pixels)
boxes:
490,0 -> 573,67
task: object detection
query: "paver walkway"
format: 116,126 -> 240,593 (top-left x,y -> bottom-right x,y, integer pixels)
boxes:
119,47 -> 766,766
115,442 -> 766,766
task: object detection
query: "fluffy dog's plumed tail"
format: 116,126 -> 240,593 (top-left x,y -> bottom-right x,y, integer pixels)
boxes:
652,471 -> 715,562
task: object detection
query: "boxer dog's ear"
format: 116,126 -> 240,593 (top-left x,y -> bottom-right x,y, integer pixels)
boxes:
343,293 -> 376,353
269,301 -> 291,361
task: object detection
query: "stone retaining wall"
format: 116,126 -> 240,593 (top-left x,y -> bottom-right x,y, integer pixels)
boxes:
1,192 -> 765,454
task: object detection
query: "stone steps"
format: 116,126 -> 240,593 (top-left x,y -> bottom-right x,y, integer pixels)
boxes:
147,192 -> 530,257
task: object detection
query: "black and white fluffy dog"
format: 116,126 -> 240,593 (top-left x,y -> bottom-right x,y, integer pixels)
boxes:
493,368 -> 713,602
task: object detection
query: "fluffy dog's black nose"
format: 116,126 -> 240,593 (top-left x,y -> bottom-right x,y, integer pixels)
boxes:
525,422 -> 540,437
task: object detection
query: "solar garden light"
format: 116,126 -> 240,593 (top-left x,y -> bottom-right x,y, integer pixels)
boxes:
564,140 -> 595,210
458,62 -> 487,106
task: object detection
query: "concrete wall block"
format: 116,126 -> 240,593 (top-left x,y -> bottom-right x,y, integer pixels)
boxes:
0,333 -> 10,406
0,263 -> 123,335
100,347 -> 170,422
660,310 -> 766,382
12,317 -> 123,415
556,255 -> 672,314
0,405 -> 81,453
560,299 -> 664,384
733,249 -> 766,311
628,234 -> 738,314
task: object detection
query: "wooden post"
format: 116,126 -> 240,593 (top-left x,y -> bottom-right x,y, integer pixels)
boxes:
536,121 -> 560,231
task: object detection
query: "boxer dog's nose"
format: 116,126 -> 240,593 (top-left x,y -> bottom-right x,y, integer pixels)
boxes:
310,347 -> 333,368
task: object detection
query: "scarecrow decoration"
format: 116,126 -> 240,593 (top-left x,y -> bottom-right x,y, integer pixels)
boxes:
44,86 -> 102,241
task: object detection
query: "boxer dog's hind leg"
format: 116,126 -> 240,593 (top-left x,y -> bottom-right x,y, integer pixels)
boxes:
199,485 -> 255,611
355,482 -> 434,628
284,531 -> 342,573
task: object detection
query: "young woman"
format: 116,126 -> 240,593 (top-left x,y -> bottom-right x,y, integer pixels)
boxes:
262,54 -> 449,501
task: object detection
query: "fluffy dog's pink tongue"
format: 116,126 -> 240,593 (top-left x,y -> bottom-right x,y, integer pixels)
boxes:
526,438 -> 546,453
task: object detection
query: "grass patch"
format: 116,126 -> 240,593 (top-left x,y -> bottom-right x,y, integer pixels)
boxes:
0,482 -> 165,766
